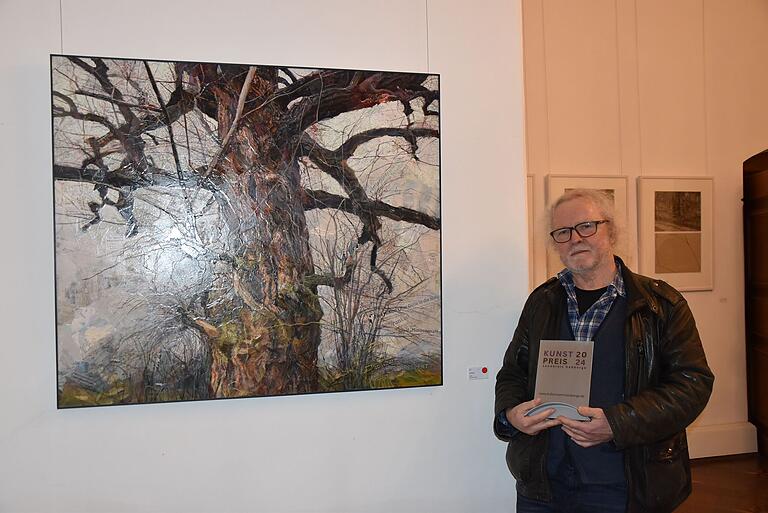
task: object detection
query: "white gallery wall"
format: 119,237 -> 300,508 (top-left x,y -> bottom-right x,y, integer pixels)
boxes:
0,1 -> 527,512
523,0 -> 768,457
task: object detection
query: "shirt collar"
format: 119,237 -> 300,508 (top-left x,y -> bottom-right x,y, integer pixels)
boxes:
557,256 -> 626,299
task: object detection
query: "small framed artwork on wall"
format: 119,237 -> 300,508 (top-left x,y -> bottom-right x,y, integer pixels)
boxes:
546,175 -> 630,277
637,177 -> 713,291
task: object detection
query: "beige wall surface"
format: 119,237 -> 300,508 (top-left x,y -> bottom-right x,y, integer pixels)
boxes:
524,0 -> 768,457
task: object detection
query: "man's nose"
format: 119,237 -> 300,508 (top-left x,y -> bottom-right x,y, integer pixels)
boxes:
570,230 -> 584,243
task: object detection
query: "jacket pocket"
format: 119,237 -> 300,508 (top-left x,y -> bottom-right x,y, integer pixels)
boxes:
636,432 -> 692,512
505,433 -> 534,482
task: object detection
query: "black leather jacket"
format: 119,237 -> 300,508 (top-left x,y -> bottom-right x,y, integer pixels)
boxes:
494,261 -> 714,513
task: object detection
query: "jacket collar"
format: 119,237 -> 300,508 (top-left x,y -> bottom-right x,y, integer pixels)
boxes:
616,256 -> 660,316
543,255 -> 659,316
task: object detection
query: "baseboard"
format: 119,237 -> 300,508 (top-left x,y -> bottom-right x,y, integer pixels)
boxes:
686,422 -> 757,458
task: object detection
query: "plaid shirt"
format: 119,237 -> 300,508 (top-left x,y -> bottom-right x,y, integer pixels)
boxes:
557,258 -> 626,341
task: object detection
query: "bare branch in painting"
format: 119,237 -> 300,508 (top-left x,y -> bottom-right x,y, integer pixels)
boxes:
313,213 -> 438,390
203,66 -> 257,178
335,127 -> 439,160
298,124 -> 439,289
278,67 -> 298,85
303,256 -> 357,291
299,127 -> 438,197
143,61 -> 185,190
302,189 -> 440,230
283,72 -> 436,135
67,57 -> 139,125
73,89 -> 163,113
52,164 -> 200,189
52,91 -> 121,134
56,57 -> 197,168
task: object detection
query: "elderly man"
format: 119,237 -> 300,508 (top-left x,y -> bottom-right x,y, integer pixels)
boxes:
494,189 -> 713,513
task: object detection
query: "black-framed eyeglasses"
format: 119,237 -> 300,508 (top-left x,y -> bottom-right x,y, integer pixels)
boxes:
549,220 -> 609,243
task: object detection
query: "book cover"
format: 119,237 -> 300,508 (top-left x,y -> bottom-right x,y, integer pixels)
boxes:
529,339 -> 594,421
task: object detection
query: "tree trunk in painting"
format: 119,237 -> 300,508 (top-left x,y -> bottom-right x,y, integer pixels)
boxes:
200,160 -> 324,397
192,65 -> 322,396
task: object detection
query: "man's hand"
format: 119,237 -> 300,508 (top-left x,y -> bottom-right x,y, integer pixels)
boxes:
559,406 -> 614,448
506,398 -> 561,435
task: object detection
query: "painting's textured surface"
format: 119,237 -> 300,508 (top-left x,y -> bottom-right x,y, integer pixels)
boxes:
52,56 -> 441,407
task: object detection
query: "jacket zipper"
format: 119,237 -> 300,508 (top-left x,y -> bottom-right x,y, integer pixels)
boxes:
624,313 -> 648,513
636,335 -> 645,391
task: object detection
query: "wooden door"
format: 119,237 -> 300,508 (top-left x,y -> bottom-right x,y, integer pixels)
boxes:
744,150 -> 768,456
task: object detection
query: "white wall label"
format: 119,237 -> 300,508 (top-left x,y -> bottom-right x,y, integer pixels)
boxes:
468,366 -> 490,380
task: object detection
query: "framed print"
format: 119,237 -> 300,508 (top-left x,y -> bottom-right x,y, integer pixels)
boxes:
52,54 -> 441,407
637,177 -> 713,291
545,175 -> 630,277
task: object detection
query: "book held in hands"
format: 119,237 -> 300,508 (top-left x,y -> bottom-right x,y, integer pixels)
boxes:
525,339 -> 594,421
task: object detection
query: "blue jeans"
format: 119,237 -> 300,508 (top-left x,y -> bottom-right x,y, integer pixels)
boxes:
516,458 -> 627,513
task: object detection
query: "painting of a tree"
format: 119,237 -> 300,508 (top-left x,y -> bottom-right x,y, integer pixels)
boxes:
51,55 -> 441,407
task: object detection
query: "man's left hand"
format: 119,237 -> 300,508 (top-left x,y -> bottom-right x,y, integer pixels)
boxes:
559,407 -> 614,448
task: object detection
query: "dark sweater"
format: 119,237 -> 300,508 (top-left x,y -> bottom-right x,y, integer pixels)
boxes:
546,293 -> 627,484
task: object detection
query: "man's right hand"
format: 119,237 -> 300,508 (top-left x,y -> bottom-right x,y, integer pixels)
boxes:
505,398 -> 561,435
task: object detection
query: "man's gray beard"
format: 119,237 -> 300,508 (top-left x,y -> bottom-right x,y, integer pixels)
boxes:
565,252 -> 608,275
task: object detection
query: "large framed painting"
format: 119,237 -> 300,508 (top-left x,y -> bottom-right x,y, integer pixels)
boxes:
51,55 -> 441,407
637,177 -> 713,291
545,175 -> 630,277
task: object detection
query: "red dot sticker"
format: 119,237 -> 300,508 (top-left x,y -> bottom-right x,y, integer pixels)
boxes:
482,367 -> 488,374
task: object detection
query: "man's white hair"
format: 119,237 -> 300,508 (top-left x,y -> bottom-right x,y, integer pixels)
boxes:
547,188 -> 618,247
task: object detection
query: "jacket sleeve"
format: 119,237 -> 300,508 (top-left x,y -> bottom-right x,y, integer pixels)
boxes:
494,294 -> 535,442
605,291 -> 714,449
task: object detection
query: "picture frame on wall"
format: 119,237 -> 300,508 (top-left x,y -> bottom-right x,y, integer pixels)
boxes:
51,54 -> 442,408
637,177 -> 713,291
545,175 -> 631,277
